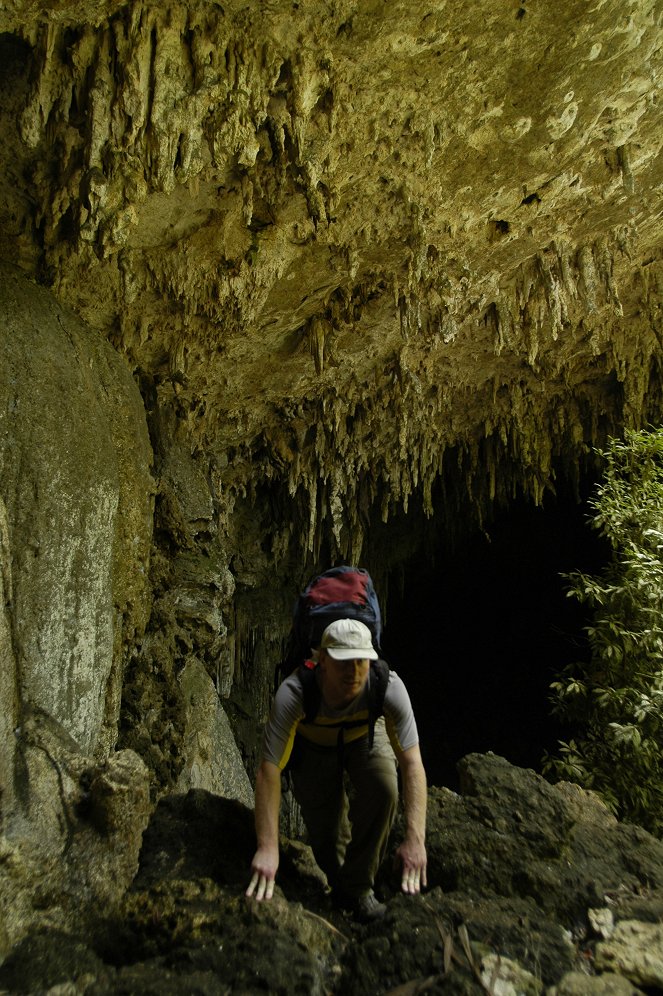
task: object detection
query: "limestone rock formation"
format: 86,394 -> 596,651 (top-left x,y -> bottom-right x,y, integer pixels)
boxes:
0,262 -> 155,952
0,264 -> 153,761
1,0 -> 663,980
0,709 -> 151,954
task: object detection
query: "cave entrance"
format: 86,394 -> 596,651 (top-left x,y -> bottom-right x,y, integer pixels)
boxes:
380,490 -> 608,791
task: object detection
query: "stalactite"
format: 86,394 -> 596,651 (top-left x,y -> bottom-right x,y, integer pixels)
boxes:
9,0 -> 663,579
307,317 -> 329,374
245,245 -> 660,564
306,475 -> 318,554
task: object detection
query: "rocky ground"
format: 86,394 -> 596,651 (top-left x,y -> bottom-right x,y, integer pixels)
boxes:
1,753 -> 663,995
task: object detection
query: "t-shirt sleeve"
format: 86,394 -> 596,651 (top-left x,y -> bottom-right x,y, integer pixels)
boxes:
261,674 -> 305,770
383,671 -> 419,755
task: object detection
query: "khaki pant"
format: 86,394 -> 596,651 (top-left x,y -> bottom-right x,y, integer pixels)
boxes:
290,719 -> 398,897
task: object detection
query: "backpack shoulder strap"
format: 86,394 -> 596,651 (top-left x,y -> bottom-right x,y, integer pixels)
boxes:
367,658 -> 390,749
370,659 -> 389,712
298,662 -> 321,724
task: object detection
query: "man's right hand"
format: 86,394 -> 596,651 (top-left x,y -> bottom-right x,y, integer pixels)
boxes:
246,760 -> 282,900
245,845 -> 278,900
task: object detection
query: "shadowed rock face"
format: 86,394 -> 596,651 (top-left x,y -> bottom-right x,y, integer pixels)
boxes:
0,0 -> 662,977
1,754 -> 662,995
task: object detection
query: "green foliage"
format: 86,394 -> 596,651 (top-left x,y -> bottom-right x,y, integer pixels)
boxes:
544,427 -> 663,836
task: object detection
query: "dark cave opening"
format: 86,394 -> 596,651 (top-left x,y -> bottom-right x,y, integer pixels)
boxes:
380,489 -> 609,791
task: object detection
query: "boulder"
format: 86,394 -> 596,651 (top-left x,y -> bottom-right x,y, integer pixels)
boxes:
422,753 -> 663,925
0,709 -> 151,956
595,921 -> 663,990
175,658 -> 254,808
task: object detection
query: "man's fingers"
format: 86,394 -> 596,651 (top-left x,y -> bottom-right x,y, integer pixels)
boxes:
247,871 -> 275,902
258,875 -> 275,900
401,867 -> 424,894
245,872 -> 259,898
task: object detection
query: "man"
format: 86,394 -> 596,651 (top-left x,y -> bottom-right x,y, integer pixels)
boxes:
246,617 -> 427,921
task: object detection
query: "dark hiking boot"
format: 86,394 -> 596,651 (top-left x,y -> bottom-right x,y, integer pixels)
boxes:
333,889 -> 387,923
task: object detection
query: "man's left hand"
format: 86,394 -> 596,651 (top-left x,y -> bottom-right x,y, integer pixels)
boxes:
395,836 -> 427,894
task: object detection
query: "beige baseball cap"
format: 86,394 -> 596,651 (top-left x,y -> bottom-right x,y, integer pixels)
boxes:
320,618 -> 378,660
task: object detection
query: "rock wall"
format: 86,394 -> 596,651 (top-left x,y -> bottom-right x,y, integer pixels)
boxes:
0,264 -> 253,951
0,264 -> 155,949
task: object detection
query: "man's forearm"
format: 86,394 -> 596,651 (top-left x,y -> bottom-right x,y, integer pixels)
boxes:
246,760 -> 282,900
401,746 -> 427,842
396,744 -> 428,893
255,760 -> 282,848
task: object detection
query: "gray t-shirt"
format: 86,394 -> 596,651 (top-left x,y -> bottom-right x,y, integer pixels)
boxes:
262,668 -> 419,770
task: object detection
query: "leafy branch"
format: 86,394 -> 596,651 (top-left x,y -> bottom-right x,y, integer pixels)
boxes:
544,427 -> 663,836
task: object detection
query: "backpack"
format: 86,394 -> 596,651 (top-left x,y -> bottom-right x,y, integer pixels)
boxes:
286,565 -> 382,670
281,566 -> 388,757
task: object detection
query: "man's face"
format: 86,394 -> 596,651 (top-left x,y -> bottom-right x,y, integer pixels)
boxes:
318,650 -> 370,708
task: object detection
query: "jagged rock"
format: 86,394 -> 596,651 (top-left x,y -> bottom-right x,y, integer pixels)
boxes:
421,753 -> 663,925
549,972 -> 646,996
600,886 -> 663,924
479,953 -> 543,996
85,749 -> 151,838
0,710 -> 151,957
594,921 -> 663,990
175,658 -> 254,807
341,890 -> 577,994
588,908 -> 615,940
0,756 -> 653,995
0,929 -> 108,995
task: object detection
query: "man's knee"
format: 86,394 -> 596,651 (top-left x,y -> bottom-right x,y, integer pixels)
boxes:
350,757 -> 398,817
374,765 -> 399,810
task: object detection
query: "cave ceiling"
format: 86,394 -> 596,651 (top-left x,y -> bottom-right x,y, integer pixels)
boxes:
1,0 -> 662,556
